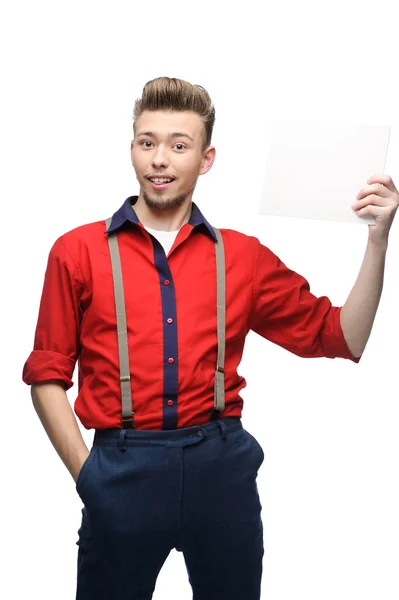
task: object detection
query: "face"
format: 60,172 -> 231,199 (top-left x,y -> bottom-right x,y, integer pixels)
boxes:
131,110 -> 215,212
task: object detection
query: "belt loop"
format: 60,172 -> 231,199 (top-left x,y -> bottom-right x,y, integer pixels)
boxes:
119,429 -> 127,452
216,420 -> 227,440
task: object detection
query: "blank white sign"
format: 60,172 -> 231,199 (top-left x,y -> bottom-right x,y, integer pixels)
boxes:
259,120 -> 391,225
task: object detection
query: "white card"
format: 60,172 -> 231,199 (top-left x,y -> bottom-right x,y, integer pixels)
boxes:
259,120 -> 391,225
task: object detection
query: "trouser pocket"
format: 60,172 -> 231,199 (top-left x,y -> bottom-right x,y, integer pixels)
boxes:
244,429 -> 265,465
76,446 -> 98,496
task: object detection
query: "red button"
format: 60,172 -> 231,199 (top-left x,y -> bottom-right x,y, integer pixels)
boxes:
164,280 -> 170,286
167,400 -> 173,406
167,318 -> 173,324
168,358 -> 174,364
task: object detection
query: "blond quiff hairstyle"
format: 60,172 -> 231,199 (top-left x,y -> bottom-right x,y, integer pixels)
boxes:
133,77 -> 215,151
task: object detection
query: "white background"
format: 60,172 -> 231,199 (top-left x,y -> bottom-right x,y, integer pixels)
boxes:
1,1 -> 398,599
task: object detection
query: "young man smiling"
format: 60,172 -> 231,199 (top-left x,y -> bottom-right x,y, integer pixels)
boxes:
23,77 -> 399,600
132,107 -> 215,231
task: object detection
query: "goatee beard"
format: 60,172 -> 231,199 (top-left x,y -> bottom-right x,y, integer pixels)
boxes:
143,191 -> 188,212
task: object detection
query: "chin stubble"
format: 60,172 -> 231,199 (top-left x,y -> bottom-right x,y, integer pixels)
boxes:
143,191 -> 188,211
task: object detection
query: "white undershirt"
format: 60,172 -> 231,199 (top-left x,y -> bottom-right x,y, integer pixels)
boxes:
144,226 -> 180,257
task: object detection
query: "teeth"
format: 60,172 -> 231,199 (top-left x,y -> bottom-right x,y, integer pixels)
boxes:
150,178 -> 172,183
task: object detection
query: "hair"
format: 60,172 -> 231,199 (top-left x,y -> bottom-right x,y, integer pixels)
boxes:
133,77 -> 215,151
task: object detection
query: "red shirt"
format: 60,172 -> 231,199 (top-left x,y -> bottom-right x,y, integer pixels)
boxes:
22,196 -> 360,430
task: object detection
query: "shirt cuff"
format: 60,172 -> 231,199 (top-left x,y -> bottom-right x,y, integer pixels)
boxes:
324,307 -> 362,363
22,350 -> 76,389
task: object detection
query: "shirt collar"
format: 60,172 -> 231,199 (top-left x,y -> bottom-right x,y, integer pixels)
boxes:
105,196 -> 218,243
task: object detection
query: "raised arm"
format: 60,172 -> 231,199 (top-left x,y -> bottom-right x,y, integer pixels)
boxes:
340,174 -> 399,357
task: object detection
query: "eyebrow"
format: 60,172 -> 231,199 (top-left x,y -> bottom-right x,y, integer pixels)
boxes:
136,131 -> 194,142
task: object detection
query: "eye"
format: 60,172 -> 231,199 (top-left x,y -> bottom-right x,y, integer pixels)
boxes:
140,141 -> 153,148
174,143 -> 186,151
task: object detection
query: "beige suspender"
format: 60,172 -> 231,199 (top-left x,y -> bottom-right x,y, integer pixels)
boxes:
105,217 -> 226,428
106,218 -> 134,428
212,227 -> 226,418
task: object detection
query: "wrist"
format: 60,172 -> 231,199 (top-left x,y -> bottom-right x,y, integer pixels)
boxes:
71,448 -> 90,482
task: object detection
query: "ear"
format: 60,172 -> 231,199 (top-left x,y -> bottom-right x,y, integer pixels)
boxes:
200,146 -> 216,176
130,140 -> 135,166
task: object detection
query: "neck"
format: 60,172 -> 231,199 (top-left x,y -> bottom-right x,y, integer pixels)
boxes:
134,192 -> 193,232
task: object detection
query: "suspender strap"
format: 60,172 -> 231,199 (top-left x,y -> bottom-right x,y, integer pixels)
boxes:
210,226 -> 226,420
105,218 -> 226,428
105,217 -> 134,429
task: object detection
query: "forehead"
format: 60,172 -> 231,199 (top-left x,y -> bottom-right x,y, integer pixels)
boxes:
135,110 -> 203,139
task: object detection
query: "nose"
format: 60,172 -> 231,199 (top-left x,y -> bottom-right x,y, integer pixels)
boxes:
152,145 -> 169,169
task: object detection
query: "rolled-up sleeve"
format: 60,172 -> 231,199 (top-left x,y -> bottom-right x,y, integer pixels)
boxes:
248,240 -> 361,363
22,236 -> 84,388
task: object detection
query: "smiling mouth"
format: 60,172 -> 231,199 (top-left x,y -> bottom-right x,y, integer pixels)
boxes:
147,177 -> 176,190
147,176 -> 175,184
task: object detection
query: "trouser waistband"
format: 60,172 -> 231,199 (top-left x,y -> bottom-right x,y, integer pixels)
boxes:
93,416 -> 242,449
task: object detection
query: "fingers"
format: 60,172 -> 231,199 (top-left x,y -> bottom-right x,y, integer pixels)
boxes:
366,174 -> 398,195
353,204 -> 381,218
356,182 -> 391,201
352,193 -> 388,210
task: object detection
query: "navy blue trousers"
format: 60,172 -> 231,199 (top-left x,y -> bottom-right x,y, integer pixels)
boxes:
75,417 -> 264,599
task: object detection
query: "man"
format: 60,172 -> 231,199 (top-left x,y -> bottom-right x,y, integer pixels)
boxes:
22,76 -> 398,600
